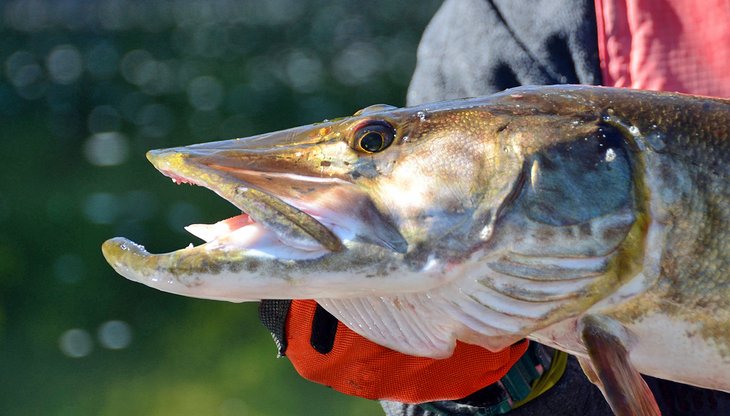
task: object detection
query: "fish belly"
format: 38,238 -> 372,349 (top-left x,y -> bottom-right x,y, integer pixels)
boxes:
624,313 -> 730,393
532,312 -> 730,393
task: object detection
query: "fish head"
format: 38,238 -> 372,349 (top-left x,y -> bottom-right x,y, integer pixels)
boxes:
102,98 -> 530,301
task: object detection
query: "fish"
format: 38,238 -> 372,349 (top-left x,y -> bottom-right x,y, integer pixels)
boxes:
102,85 -> 729,416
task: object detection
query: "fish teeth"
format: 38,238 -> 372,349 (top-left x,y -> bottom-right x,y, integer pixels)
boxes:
184,214 -> 252,242
184,223 -> 225,242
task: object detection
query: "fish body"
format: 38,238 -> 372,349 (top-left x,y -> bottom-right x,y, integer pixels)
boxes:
102,85 -> 729,415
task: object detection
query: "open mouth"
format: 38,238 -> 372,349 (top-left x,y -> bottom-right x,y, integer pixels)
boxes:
99,147 -> 353,302
99,143 -> 348,275
156,163 -> 345,260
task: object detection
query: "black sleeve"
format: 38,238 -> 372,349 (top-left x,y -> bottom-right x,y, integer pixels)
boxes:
407,0 -> 601,106
258,299 -> 291,356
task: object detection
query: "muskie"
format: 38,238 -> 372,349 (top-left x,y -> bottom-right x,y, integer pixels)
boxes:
102,85 -> 729,416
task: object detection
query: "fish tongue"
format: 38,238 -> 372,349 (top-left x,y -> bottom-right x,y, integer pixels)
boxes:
234,187 -> 343,252
185,213 -> 253,242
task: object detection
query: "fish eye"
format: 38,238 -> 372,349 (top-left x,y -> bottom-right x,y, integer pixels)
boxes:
353,121 -> 395,153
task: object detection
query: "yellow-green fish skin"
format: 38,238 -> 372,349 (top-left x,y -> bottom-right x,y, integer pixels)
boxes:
102,85 -> 730,412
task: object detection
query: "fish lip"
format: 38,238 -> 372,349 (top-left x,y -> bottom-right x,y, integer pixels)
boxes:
145,148 -> 344,253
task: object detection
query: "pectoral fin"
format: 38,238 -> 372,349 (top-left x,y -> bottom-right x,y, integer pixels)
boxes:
317,295 -> 456,358
580,315 -> 660,416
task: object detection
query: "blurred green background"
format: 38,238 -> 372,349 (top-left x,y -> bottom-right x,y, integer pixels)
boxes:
0,1 -> 442,414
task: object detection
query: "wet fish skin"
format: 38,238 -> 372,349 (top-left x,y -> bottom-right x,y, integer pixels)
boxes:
102,85 -> 729,416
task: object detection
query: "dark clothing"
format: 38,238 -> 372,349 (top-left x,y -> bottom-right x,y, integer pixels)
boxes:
407,0 -> 601,106
382,357 -> 730,416
381,355 -> 614,416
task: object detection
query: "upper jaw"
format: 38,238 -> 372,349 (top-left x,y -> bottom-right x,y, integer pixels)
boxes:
144,132 -> 409,255
145,146 -> 345,254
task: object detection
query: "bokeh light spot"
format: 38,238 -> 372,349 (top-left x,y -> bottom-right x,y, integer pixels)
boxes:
98,0 -> 132,30
5,0 -> 49,31
85,41 -> 120,79
187,75 -> 223,111
332,42 -> 382,86
135,103 -> 174,138
47,44 -> 84,85
285,50 -> 323,93
97,320 -> 133,350
5,50 -> 42,88
120,49 -> 153,85
83,131 -> 130,166
5,49 -> 47,99
83,192 -> 120,224
258,0 -> 305,25
137,60 -> 175,95
59,328 -> 93,358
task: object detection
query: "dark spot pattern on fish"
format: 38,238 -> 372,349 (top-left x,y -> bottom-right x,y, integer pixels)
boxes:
579,222 -> 593,237
351,159 -> 379,179
245,259 -> 260,273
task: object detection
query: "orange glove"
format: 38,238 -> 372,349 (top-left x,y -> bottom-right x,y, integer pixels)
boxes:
260,299 -> 528,403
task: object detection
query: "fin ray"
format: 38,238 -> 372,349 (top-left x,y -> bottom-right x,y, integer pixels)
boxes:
318,295 -> 456,358
580,314 -> 660,416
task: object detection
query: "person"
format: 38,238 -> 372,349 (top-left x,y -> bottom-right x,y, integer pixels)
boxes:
260,1 -> 730,414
